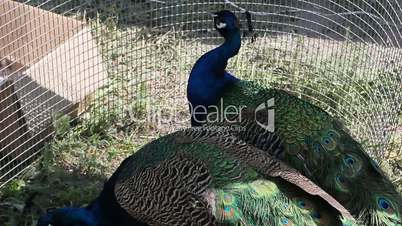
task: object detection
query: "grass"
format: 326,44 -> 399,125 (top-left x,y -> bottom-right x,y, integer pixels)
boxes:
1,2 -> 402,226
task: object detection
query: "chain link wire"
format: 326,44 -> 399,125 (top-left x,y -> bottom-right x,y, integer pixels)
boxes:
0,0 -> 401,188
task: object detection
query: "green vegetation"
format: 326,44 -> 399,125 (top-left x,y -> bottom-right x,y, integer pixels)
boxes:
1,2 -> 401,225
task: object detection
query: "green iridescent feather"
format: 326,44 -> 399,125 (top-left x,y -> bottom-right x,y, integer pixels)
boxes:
113,128 -> 359,226
206,80 -> 402,225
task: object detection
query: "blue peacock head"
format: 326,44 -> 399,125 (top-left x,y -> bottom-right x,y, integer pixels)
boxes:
212,10 -> 240,38
37,207 -> 98,226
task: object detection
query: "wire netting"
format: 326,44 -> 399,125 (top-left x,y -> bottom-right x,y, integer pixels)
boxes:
0,0 -> 401,188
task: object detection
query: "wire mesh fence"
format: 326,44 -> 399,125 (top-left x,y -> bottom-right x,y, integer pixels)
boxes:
0,0 -> 401,189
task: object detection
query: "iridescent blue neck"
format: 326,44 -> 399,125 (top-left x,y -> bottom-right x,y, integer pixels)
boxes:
215,31 -> 242,64
190,31 -> 241,76
187,31 -> 241,126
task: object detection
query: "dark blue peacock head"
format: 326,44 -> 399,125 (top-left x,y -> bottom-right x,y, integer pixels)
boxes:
212,10 -> 240,39
37,207 -> 98,226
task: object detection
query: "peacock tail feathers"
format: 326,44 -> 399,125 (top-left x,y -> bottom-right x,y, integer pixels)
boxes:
205,80 -> 402,225
210,179 -> 360,226
112,127 -> 357,226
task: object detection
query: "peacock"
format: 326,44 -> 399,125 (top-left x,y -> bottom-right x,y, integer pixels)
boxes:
187,10 -> 402,225
37,127 -> 359,226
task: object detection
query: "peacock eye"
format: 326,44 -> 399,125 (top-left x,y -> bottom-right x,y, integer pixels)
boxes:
313,143 -> 321,153
336,175 -> 345,183
320,135 -> 336,151
376,196 -> 397,216
297,200 -> 306,208
327,130 -> 339,139
341,154 -> 362,178
281,217 -> 289,225
344,155 -> 355,165
312,211 -> 321,219
378,197 -> 391,210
